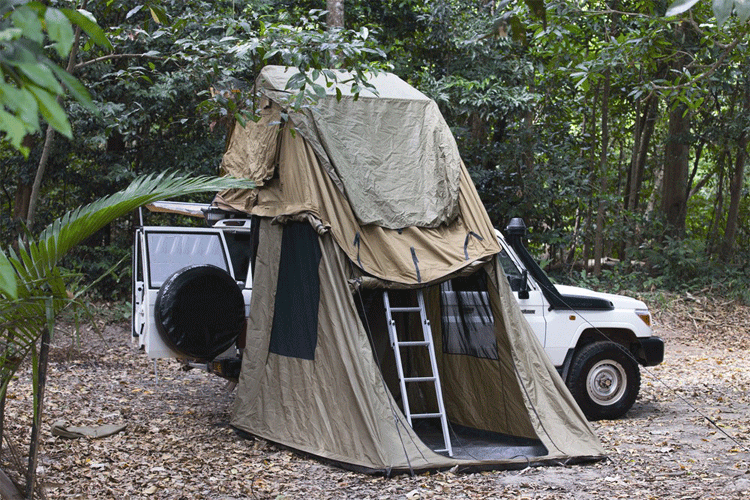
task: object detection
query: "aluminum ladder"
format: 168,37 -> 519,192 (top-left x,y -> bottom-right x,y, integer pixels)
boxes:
383,290 -> 453,456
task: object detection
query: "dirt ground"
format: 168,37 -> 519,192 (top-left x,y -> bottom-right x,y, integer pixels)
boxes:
2,293 -> 749,499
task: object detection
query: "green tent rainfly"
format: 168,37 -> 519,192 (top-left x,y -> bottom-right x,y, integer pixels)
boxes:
218,66 -> 605,474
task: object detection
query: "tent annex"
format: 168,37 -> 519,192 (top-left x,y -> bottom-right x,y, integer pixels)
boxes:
218,66 -> 605,474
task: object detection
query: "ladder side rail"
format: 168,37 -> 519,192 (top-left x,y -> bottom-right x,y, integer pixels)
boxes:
416,291 -> 453,457
383,291 -> 413,425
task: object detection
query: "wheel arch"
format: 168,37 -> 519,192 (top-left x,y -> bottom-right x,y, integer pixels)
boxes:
560,327 -> 640,381
576,327 -> 638,351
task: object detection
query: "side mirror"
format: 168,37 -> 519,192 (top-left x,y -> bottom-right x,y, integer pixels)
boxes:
518,270 -> 530,300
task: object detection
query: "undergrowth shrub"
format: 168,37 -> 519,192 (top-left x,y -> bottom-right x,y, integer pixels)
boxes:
555,236 -> 750,305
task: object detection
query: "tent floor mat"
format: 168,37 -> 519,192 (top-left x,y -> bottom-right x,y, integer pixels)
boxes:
415,422 -> 548,461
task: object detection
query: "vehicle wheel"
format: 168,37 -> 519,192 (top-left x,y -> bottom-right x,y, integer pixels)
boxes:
155,264 -> 245,361
567,341 -> 641,420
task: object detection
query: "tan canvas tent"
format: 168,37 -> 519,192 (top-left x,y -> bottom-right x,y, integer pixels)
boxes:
220,66 -> 605,474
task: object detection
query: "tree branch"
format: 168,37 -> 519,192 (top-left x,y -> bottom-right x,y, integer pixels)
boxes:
74,53 -> 165,70
583,9 -> 652,18
650,36 -> 743,93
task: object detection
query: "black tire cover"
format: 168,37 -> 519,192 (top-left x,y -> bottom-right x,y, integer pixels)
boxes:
154,264 -> 245,360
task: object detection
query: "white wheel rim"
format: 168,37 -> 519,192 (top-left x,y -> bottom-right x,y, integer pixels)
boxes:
586,359 -> 627,406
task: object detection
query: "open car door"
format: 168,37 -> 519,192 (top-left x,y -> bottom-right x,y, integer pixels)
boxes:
132,220 -> 253,360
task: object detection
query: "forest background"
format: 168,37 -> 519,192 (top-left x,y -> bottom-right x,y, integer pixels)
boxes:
2,0 -> 750,305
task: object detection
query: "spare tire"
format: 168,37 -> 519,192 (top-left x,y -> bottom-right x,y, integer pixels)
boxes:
154,264 -> 245,360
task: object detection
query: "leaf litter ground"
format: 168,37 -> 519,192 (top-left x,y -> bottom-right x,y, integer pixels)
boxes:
2,293 -> 749,499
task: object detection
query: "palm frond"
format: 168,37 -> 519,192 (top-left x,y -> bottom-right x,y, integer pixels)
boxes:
0,254 -> 17,299
0,172 -> 253,395
32,171 -> 253,274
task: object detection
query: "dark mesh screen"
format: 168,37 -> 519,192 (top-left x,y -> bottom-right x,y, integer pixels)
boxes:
440,273 -> 499,360
269,222 -> 322,360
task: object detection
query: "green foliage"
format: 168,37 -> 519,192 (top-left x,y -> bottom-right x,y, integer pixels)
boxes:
642,234 -> 708,287
0,0 -> 395,300
556,220 -> 750,304
0,0 -> 111,155
62,239 -> 132,300
195,7 -> 387,125
0,244 -> 14,298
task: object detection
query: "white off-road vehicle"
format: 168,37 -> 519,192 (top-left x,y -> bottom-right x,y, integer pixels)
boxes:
132,207 -> 663,420
498,218 -> 663,420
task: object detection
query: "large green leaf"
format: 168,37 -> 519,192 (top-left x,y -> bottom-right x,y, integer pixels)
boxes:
27,83 -> 72,137
714,0 -> 734,26
0,254 -> 17,300
45,7 -> 74,58
13,86 -> 41,126
16,61 -> 64,94
10,5 -> 43,44
33,172 -> 254,270
49,64 -> 97,115
737,0 -> 750,21
61,8 -> 113,51
150,5 -> 170,25
665,0 -> 702,16
0,108 -> 31,152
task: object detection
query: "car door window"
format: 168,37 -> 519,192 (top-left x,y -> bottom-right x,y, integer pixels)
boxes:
224,230 -> 254,286
498,248 -> 526,292
146,232 -> 229,288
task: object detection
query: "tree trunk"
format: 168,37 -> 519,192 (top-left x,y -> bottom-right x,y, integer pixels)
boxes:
720,146 -> 746,261
720,84 -> 749,260
594,68 -> 611,276
623,98 -> 641,214
582,80 -> 599,274
686,139 -> 705,199
621,94 -> 657,261
12,135 -> 37,222
566,208 -> 582,265
708,150 -> 727,253
327,0 -> 344,28
13,182 -> 31,222
26,326 -> 52,499
661,102 -> 690,238
660,24 -> 693,239
646,158 -> 664,216
26,127 -> 56,227
625,94 -> 657,213
25,0 -> 89,228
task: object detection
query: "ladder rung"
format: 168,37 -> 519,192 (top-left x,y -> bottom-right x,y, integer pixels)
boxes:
411,412 -> 443,419
434,448 -> 449,453
389,306 -> 423,313
404,376 -> 436,383
397,341 -> 429,347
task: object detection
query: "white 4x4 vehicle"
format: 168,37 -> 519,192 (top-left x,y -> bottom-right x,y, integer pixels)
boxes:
498,218 -> 663,420
132,208 -> 663,420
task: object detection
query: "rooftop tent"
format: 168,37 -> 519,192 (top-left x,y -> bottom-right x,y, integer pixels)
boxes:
220,66 -> 605,474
